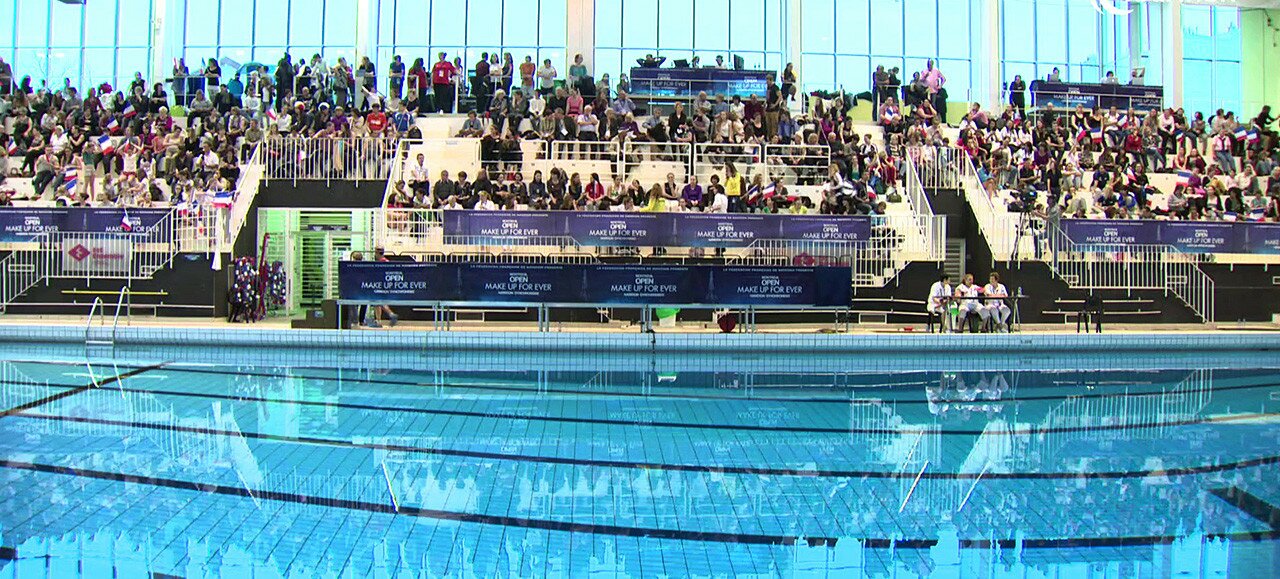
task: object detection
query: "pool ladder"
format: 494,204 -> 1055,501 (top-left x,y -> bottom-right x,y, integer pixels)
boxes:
85,287 -> 133,347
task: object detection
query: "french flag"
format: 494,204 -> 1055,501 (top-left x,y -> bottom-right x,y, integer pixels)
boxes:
120,210 -> 133,232
1076,128 -> 1088,142
1249,207 -> 1267,221
96,135 -> 114,155
1234,127 -> 1248,141
5,141 -> 15,155
106,117 -> 119,132
762,182 -> 776,198
121,103 -> 136,118
212,190 -> 234,208
265,108 -> 278,122
1175,170 -> 1193,187
63,168 -> 78,191
1089,128 -> 1103,143
1247,129 -> 1260,143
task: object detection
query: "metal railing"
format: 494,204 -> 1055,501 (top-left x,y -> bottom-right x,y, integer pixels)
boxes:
763,144 -> 831,186
263,136 -> 397,184
899,154 -> 947,262
1042,222 -> 1215,322
910,146 -> 1025,262
621,141 -> 693,184
692,143 -> 762,184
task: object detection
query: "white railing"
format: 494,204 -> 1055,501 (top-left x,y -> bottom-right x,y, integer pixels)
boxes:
739,216 -> 944,287
263,136 -> 397,184
693,143 -> 763,184
763,144 -> 831,186
549,140 -> 620,165
0,209 -> 186,310
899,154 -> 947,263
1042,223 -> 1215,322
621,141 -> 693,184
382,139 -> 418,206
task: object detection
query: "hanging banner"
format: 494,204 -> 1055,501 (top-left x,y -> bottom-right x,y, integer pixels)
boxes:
60,237 -> 133,275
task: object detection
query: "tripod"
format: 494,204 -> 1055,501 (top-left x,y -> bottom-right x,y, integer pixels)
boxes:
1009,210 -> 1035,261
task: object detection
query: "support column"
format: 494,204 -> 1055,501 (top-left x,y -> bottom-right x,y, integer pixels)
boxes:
355,0 -> 374,68
567,0 -> 595,75
1164,0 -> 1183,108
150,0 -> 168,84
1128,4 -> 1144,74
983,0 -> 1002,108
787,0 -> 802,91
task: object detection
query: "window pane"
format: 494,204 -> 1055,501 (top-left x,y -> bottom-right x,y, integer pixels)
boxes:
538,0 -> 566,47
17,0 -> 50,47
14,49 -> 47,86
431,0 -> 466,46
937,0 -> 968,57
869,0 -> 902,56
324,0 -> 358,48
1002,0 -> 1034,63
836,55 -> 870,93
730,0 -> 764,52
593,48 -> 621,85
765,0 -> 783,52
254,0 -> 288,46
903,0 -> 936,58
118,0 -> 150,48
1181,5 -> 1212,61
502,0 -> 537,47
1182,59 -> 1211,117
47,47 -> 81,88
1067,3 -> 1097,76
803,0 -> 835,54
184,0 -> 216,47
834,0 -> 865,54
938,59 -> 971,102
801,53 -> 834,92
624,0 -> 659,48
465,0 -> 500,46
84,0 -> 118,48
692,0 -> 728,51
49,1 -> 83,47
290,1 -> 324,47
659,0 -> 694,50
1214,7 -> 1241,62
116,48 -> 151,88
1036,0 -> 1067,64
1215,61 -> 1240,113
82,47 -> 116,89
595,0 -> 622,48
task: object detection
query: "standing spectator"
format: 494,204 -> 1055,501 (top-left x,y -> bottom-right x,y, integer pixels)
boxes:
275,52 -> 294,109
0,58 -> 11,96
408,58 -> 428,113
537,59 -> 557,97
568,54 -> 588,94
431,53 -> 457,114
519,56 -> 536,98
782,62 -> 796,102
388,55 -> 405,100
204,58 -> 222,90
921,60 -> 946,121
1009,75 -> 1026,116
501,53 -> 515,95
474,53 -> 492,113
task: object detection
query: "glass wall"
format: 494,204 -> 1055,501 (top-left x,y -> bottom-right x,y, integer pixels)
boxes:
1182,5 -> 1242,116
372,0 -> 567,87
1000,0 -> 1145,86
594,0 -> 785,89
800,0 -> 976,102
178,0 -> 360,74
0,0 -> 154,92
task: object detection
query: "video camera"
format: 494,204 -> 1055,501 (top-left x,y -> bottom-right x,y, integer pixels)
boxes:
1007,187 -> 1038,213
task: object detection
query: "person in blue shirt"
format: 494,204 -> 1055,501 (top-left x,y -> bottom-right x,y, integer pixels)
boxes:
611,90 -> 636,116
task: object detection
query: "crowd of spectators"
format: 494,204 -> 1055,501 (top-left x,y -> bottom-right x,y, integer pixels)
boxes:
896,74 -> 1280,223
0,54 -> 414,208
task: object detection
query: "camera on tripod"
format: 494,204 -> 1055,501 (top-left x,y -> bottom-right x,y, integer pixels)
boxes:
1007,187 -> 1038,213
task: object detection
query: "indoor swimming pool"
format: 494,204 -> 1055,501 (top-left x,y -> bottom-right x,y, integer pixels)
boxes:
0,341 -> 1278,577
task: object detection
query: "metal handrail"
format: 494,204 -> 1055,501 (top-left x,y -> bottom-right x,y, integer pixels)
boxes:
111,287 -> 132,343
85,297 -> 109,346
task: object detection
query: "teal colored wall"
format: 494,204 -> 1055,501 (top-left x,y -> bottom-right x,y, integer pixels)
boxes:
1242,9 -> 1280,111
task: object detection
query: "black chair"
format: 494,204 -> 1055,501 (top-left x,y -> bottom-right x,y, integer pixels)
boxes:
1077,294 -> 1103,333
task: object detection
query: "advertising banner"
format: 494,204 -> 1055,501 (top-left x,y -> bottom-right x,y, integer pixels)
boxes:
0,208 -> 170,242
1061,219 -> 1159,246
1242,223 -> 1280,254
338,262 -> 854,307
778,215 -> 873,242
1159,221 -> 1239,253
60,237 -> 133,275
566,212 -> 668,247
337,261 -> 455,302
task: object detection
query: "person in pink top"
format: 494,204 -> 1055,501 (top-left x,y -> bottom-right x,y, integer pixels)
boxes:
921,59 -> 947,123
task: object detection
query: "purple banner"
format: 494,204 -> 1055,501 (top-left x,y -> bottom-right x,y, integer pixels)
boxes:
458,264 -> 581,303
0,208 -> 170,242
580,265 -> 709,304
1159,221 -> 1238,253
780,215 -> 873,242
1061,219 -> 1160,246
566,212 -> 667,247
1243,223 -> 1280,254
676,213 -> 775,247
443,211 -> 562,241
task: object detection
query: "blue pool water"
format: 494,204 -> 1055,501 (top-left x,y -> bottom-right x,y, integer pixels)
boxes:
0,343 -> 1278,578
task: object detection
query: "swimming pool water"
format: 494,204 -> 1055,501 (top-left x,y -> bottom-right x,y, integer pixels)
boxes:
0,344 -> 1278,577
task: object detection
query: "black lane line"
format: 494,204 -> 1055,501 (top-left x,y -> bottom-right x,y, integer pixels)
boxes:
9,358 -> 1278,407
43,383 -> 1280,436
0,458 -> 831,546
1209,487 -> 1280,530
3,458 -> 1280,550
0,364 -> 165,419
53,361 -> 1280,406
13,412 -> 1280,481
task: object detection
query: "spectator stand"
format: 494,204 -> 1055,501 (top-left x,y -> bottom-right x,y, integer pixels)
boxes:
908,145 -> 1216,323
263,136 -> 397,185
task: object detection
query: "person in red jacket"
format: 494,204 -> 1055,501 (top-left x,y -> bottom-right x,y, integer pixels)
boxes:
365,102 -> 388,134
430,52 -> 457,114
